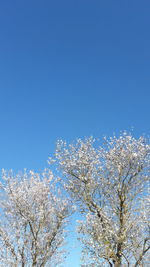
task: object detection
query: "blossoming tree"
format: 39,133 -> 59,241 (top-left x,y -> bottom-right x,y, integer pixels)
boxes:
55,132 -> 150,267
0,169 -> 70,267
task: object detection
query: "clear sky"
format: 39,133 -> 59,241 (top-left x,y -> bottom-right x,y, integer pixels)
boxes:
0,0 -> 150,266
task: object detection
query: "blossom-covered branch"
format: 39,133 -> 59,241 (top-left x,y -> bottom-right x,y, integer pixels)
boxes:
55,132 -> 150,267
0,169 -> 70,267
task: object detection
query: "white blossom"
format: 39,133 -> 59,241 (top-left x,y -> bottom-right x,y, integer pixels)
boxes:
55,132 -> 150,267
0,169 -> 70,267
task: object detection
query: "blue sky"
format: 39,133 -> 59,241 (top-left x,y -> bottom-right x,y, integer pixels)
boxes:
0,0 -> 150,265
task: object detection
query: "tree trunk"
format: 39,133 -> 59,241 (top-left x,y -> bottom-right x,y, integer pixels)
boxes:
116,242 -> 122,267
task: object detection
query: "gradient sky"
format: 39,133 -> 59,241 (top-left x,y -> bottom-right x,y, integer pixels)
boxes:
0,0 -> 150,266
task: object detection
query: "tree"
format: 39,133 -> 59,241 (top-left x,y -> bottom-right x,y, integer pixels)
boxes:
0,169 -> 70,267
55,132 -> 150,267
